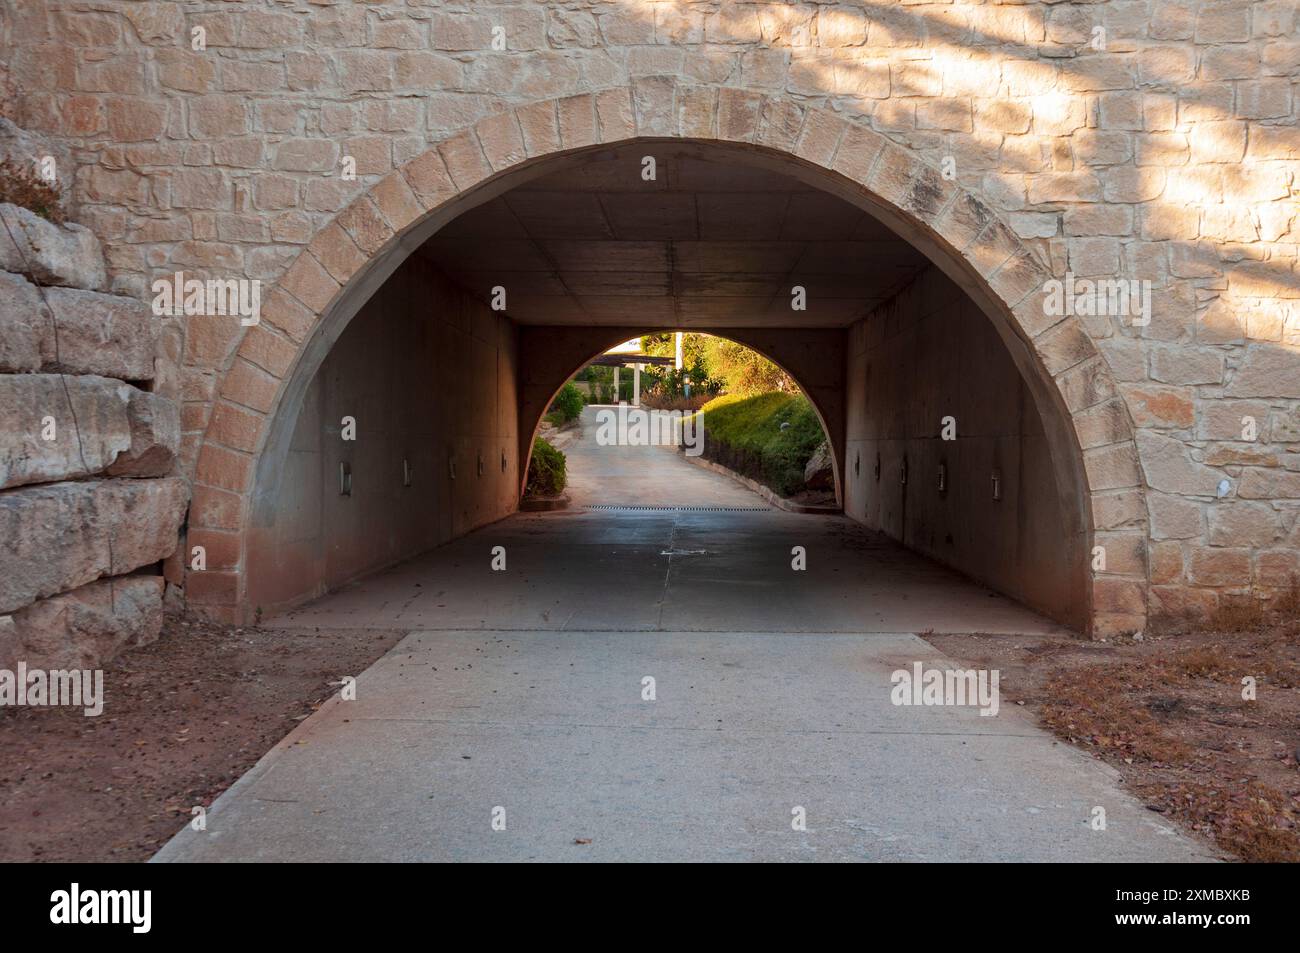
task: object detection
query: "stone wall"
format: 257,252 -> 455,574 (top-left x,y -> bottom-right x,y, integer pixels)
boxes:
0,120 -> 186,669
2,0 -> 1298,631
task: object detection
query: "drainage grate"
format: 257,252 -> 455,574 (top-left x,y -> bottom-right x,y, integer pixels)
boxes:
589,504 -> 770,512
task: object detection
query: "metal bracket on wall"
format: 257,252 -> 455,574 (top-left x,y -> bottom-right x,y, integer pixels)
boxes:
339,461 -> 352,496
402,458 -> 413,487
991,469 -> 1002,501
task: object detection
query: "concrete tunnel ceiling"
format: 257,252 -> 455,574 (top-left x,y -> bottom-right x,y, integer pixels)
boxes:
415,143 -> 932,328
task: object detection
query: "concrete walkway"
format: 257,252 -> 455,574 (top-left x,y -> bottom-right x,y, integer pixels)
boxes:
561,404 -> 761,508
155,406 -> 1215,862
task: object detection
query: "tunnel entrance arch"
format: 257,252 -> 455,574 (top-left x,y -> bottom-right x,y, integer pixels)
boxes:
191,81 -> 1146,636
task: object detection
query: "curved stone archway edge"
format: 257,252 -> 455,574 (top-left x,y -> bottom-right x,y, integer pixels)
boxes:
189,79 -> 1148,637
516,323 -> 849,504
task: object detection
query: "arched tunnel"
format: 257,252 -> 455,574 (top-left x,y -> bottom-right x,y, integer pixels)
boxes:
12,0 -> 1295,868
236,140 -> 1090,632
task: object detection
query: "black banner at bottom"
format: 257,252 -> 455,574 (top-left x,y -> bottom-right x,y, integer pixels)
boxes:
0,861 -> 1284,939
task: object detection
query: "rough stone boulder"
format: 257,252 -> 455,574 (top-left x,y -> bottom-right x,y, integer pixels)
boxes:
0,203 -> 108,292
0,269 -> 43,371
803,441 -> 834,490
0,575 -> 164,670
0,375 -> 130,489
0,477 -> 188,614
106,388 -> 181,478
0,375 -> 179,489
0,270 -> 159,380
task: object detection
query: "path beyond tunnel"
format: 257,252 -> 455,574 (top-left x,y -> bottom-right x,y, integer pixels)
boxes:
154,412 -> 1210,863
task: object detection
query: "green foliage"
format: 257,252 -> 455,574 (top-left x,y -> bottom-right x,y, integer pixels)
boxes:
546,381 -> 585,424
593,333 -> 789,406
700,337 -> 796,397
640,331 -> 709,368
696,392 -> 825,496
525,437 -> 567,497
640,333 -> 709,399
585,366 -> 616,404
640,332 -> 795,398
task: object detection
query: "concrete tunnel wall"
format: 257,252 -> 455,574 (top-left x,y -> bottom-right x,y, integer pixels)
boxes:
243,256 -> 1085,626
845,264 -> 1085,628
244,254 -> 519,615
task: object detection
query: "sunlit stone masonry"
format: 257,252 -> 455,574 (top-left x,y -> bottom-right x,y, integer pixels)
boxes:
0,0 -> 1297,643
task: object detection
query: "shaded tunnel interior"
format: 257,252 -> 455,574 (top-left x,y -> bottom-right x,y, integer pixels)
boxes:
246,142 -> 1088,629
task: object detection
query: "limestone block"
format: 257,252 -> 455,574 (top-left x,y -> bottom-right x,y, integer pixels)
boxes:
0,374 -> 130,489
0,270 -> 44,371
1226,347 -> 1300,400
0,575 -> 164,670
1186,547 -> 1252,587
1238,467 -> 1300,499
1136,431 -> 1224,496
0,477 -> 188,614
0,270 -> 158,379
106,388 -> 181,477
0,376 -> 178,488
1207,501 -> 1283,547
0,202 -> 107,291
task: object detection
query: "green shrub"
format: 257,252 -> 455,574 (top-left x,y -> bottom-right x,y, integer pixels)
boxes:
525,436 -> 567,497
547,381 -> 585,424
585,365 -> 616,404
696,392 -> 826,496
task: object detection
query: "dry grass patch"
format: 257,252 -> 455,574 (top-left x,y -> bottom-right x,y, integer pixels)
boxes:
929,619 -> 1300,862
1040,664 -> 1191,764
1133,780 -> 1298,863
0,157 -> 65,224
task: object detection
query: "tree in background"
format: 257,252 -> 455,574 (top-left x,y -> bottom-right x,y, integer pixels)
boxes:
701,336 -> 796,396
639,331 -> 709,369
638,333 -> 793,398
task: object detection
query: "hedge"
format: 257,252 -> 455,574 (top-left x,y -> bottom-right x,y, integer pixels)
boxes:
694,392 -> 824,496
